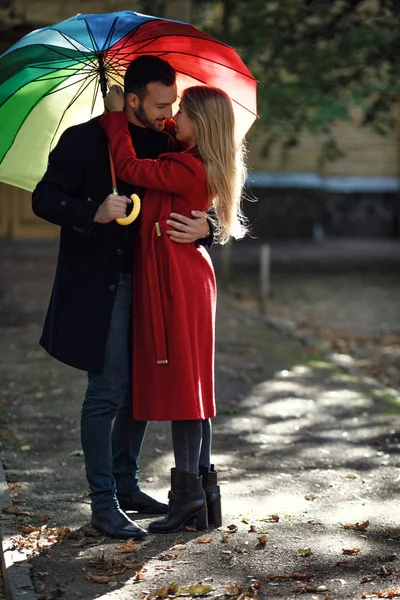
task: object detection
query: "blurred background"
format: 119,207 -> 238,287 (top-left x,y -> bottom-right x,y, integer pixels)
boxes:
0,0 -> 399,392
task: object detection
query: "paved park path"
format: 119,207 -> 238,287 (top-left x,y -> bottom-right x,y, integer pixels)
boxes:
0,240 -> 399,600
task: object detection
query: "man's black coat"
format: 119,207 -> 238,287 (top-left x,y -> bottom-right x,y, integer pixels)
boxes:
32,117 -> 178,373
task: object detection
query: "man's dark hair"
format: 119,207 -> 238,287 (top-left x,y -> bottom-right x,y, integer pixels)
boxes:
124,55 -> 176,100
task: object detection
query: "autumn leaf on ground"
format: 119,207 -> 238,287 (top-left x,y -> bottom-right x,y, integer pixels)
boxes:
266,571 -> 314,581
157,552 -> 179,561
257,535 -> 268,546
133,568 -> 146,582
242,517 -> 251,524
298,548 -> 313,556
20,525 -> 39,534
297,583 -> 328,593
85,572 -> 116,584
195,536 -> 213,544
116,539 -> 137,553
121,559 -> 144,570
248,525 -> 261,533
304,494 -> 317,501
260,514 -> 279,522
227,524 -> 238,533
69,449 -> 84,457
187,583 -> 212,595
342,520 -> 369,530
87,557 -> 130,577
225,583 -> 258,598
342,547 -> 362,555
36,514 -> 50,522
384,530 -> 400,540
361,588 -> 400,598
153,586 -> 168,598
221,534 -> 230,543
361,575 -> 378,583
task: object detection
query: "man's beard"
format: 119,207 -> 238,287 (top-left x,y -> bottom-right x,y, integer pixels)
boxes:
134,102 -> 165,131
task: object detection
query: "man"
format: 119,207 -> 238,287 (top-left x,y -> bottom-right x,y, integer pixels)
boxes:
32,56 -> 211,540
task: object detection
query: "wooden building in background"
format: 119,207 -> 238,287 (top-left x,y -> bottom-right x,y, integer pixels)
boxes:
0,0 -> 399,239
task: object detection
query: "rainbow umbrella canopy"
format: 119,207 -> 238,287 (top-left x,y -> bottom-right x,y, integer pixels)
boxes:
0,10 -> 257,192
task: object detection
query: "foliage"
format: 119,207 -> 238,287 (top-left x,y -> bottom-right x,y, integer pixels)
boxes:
188,0 -> 400,160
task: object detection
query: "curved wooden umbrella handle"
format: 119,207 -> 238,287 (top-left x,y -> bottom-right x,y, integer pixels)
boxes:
108,144 -> 141,226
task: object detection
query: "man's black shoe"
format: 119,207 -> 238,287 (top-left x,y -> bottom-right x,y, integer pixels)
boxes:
91,507 -> 148,539
117,490 -> 168,514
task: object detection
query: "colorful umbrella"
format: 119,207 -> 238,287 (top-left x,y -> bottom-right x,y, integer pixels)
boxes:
0,10 -> 257,192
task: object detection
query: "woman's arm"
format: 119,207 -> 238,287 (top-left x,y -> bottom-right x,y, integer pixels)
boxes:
100,112 -> 204,194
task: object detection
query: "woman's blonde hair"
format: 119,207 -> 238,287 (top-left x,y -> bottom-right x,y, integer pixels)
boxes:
181,86 -> 247,244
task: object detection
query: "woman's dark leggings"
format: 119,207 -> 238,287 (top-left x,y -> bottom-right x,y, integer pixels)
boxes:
171,419 -> 212,473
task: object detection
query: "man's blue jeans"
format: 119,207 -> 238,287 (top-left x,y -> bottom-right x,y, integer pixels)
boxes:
81,274 -> 148,511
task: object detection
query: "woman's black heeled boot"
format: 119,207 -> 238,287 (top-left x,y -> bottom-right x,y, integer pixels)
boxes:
199,464 -> 222,528
148,468 -> 208,533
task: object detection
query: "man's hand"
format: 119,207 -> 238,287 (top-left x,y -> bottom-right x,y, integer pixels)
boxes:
105,86 -> 125,112
94,194 -> 131,223
166,210 -> 210,243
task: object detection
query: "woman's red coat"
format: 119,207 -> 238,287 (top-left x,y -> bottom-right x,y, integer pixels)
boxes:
101,112 -> 216,421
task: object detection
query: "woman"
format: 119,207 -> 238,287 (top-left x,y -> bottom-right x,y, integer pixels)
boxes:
100,85 -> 247,533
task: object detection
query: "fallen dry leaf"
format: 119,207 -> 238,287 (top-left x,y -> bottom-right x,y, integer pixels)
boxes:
85,572 -> 116,584
116,539 -> 137,553
133,569 -> 146,582
298,548 -> 313,556
225,583 -> 256,598
297,583 -> 328,593
187,583 -> 212,595
361,575 -> 378,583
342,520 -> 369,530
157,553 -> 179,561
195,536 -> 213,544
384,530 -> 400,540
37,514 -> 50,522
266,571 -> 314,581
260,514 -> 279,522
153,586 -> 168,598
362,589 -> 400,598
221,534 -> 230,543
342,547 -> 363,555
304,494 -> 317,501
20,526 -> 39,534
257,535 -> 268,546
121,559 -> 144,570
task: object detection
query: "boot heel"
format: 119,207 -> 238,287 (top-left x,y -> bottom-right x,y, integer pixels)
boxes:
207,497 -> 222,528
195,506 -> 208,530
